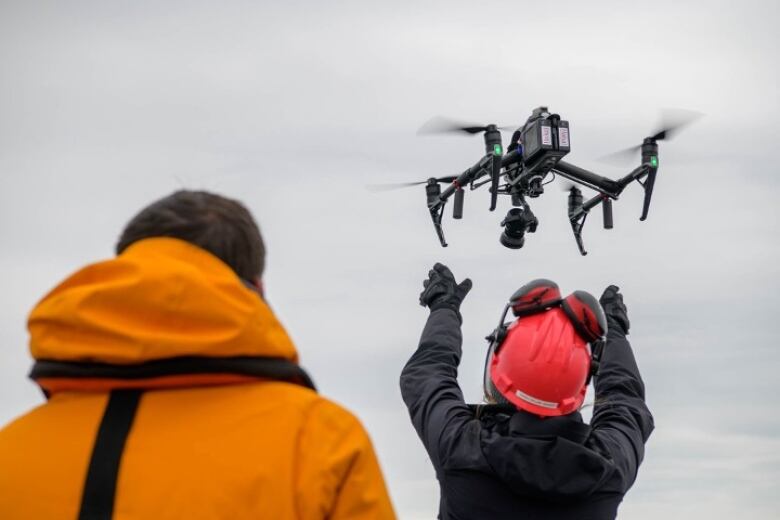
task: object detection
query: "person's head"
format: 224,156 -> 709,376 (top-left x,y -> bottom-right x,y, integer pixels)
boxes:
116,190 -> 265,286
482,279 -> 606,417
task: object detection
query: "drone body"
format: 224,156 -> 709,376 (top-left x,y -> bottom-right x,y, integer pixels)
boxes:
387,107 -> 699,255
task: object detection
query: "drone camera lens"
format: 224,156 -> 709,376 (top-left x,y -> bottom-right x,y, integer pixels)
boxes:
500,232 -> 525,249
500,207 -> 534,249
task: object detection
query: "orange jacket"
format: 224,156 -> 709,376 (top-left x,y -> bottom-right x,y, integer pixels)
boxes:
0,238 -> 396,520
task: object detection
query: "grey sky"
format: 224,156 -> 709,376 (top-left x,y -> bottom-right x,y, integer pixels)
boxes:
1,1 -> 778,518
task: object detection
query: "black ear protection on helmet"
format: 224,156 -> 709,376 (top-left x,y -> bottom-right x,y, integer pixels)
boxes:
559,290 -> 607,384
482,279 -> 608,401
485,278 -> 563,347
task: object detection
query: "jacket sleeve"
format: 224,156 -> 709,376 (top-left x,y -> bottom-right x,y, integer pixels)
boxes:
399,308 -> 473,470
589,330 -> 655,492
296,399 -> 396,520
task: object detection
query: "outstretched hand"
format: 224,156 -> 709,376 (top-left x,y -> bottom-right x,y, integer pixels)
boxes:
600,285 -> 630,336
419,263 -> 472,316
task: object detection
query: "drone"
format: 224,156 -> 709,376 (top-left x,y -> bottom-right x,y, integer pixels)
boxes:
372,107 -> 700,255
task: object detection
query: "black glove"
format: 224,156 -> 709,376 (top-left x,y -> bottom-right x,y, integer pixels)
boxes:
600,285 -> 630,336
419,263 -> 472,317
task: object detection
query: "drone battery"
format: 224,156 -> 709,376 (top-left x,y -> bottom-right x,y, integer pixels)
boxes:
557,120 -> 570,152
521,119 -> 554,163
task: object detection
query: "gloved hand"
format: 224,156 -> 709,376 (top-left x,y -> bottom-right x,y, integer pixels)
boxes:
600,285 -> 630,336
419,263 -> 472,317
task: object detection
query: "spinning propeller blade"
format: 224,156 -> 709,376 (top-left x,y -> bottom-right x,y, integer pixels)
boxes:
597,145 -> 643,165
597,108 -> 703,164
559,180 -> 595,195
649,108 -> 704,141
417,116 -> 517,135
366,175 -> 457,192
559,180 -> 577,192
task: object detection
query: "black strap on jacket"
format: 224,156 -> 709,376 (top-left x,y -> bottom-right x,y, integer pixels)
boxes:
78,389 -> 142,520
30,355 -> 316,391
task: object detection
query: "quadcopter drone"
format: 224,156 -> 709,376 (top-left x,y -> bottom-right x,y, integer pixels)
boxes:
373,107 -> 700,255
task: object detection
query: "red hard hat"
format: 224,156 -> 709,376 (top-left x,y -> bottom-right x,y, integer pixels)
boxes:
488,307 -> 591,416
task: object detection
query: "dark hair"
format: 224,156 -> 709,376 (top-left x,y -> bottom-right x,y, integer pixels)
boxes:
116,190 -> 265,280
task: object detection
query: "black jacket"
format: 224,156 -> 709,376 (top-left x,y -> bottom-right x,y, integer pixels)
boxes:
400,308 -> 654,520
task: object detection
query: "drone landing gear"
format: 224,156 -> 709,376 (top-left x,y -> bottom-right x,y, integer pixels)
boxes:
429,203 -> 448,247
429,184 -> 465,246
567,188 -> 616,256
425,152 -> 495,247
570,215 -> 589,256
426,178 -> 449,247
567,186 -> 587,255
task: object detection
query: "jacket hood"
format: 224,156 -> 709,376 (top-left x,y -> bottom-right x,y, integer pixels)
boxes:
479,409 -> 615,500
28,238 -> 310,393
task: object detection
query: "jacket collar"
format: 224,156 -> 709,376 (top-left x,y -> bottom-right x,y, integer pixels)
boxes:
508,410 -> 591,444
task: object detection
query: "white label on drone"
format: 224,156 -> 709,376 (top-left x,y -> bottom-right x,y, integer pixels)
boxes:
559,127 -> 570,147
541,126 -> 552,146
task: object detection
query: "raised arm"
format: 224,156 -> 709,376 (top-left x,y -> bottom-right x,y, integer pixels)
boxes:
590,286 -> 655,492
399,263 -> 473,469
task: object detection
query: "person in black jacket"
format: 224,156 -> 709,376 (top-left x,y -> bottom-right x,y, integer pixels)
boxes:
400,263 -> 654,520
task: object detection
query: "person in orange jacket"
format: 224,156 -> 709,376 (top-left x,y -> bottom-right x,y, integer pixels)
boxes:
0,190 -> 396,520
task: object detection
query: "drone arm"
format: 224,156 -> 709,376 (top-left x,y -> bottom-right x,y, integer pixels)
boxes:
615,163 -> 651,191
438,155 -> 492,202
582,192 -> 610,212
500,149 -> 521,167
554,161 -> 620,196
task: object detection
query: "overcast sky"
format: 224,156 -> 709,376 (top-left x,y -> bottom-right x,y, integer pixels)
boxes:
1,1 -> 778,518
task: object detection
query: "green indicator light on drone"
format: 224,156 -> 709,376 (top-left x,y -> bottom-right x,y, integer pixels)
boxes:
650,156 -> 658,167
493,144 -> 503,156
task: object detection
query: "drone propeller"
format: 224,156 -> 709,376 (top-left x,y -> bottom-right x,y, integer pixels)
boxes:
598,108 -> 703,164
559,180 -> 578,192
366,175 -> 458,192
559,180 -> 597,195
417,116 -> 517,136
